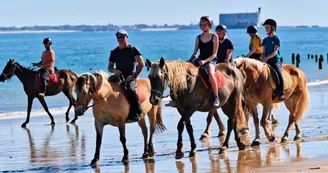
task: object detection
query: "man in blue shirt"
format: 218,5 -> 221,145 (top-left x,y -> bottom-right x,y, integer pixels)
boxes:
262,19 -> 285,100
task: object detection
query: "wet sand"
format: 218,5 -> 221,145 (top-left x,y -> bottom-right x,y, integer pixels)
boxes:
0,85 -> 328,173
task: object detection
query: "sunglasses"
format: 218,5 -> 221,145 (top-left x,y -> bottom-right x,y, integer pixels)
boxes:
199,24 -> 208,27
116,35 -> 126,39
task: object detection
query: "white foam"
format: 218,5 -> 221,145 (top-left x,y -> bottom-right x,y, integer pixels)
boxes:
307,79 -> 328,87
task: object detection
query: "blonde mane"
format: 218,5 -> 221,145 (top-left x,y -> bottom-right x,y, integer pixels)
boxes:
233,57 -> 266,73
150,60 -> 199,94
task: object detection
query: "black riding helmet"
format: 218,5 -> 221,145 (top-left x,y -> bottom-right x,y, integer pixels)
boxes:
247,26 -> 258,34
263,19 -> 277,30
215,24 -> 227,31
43,38 -> 52,44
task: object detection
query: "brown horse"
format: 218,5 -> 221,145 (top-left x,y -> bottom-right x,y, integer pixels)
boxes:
146,57 -> 248,158
233,57 -> 309,145
0,59 -> 78,127
74,72 -> 166,166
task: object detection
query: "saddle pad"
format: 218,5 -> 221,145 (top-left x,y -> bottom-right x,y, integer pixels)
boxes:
36,72 -> 58,85
199,70 -> 226,90
268,66 -> 293,90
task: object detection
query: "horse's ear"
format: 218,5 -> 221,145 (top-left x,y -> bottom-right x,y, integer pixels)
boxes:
159,57 -> 165,69
146,59 -> 152,71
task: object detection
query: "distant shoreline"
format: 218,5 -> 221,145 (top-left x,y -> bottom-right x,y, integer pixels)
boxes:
0,30 -> 81,34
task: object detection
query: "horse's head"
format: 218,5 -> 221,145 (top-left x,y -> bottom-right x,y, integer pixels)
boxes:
146,57 -> 168,105
74,73 -> 99,116
0,59 -> 17,82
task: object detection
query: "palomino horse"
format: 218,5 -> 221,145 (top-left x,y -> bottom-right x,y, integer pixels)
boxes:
233,57 -> 309,145
0,59 -> 78,127
146,57 -> 247,158
74,72 -> 166,166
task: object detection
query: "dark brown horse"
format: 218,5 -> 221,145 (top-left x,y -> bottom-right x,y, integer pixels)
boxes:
146,57 -> 248,158
0,59 -> 78,127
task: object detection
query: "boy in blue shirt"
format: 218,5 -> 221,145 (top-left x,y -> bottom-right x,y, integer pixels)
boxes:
262,19 -> 285,100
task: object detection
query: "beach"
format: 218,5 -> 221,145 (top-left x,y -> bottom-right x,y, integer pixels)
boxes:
0,84 -> 327,172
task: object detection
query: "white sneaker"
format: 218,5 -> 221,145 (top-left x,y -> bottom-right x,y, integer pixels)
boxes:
213,97 -> 220,107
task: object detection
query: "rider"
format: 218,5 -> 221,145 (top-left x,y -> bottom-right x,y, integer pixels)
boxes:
246,25 -> 263,60
108,30 -> 145,122
32,38 -> 55,97
188,16 -> 220,106
215,25 -> 234,64
262,19 -> 286,100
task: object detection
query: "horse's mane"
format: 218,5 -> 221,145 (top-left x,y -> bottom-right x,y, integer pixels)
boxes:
151,60 -> 199,93
75,71 -> 108,93
233,57 -> 265,73
14,62 -> 36,73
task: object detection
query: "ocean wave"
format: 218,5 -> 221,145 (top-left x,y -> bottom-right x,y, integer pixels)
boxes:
307,79 -> 328,87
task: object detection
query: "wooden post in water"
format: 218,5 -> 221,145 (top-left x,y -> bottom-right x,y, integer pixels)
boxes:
315,55 -> 318,62
311,55 -> 314,59
308,54 -> 310,59
296,54 -> 300,64
319,56 -> 323,70
327,53 -> 328,64
291,53 -> 295,64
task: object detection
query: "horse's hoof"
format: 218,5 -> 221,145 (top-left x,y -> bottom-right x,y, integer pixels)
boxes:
238,143 -> 246,150
51,122 -> 55,126
189,151 -> 196,158
70,120 -> 76,124
90,158 -> 100,167
122,155 -> 130,162
219,147 -> 227,155
281,137 -> 288,143
294,135 -> 302,141
199,133 -> 209,140
251,140 -> 260,147
218,132 -> 226,137
269,135 -> 276,142
148,149 -> 155,157
175,152 -> 184,159
21,123 -> 27,128
66,118 -> 70,123
142,152 -> 149,159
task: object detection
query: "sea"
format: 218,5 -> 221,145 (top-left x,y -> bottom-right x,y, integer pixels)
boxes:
0,28 -> 328,118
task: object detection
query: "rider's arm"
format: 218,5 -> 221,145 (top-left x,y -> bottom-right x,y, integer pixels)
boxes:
225,40 -> 234,62
265,45 -> 279,61
133,47 -> 144,78
204,34 -> 219,63
189,36 -> 200,62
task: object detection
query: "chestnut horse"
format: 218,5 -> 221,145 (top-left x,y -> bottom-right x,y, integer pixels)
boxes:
233,57 -> 309,145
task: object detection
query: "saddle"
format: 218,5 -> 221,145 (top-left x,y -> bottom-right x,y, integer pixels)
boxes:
198,66 -> 226,90
109,75 -> 146,104
35,72 -> 58,85
267,64 -> 293,99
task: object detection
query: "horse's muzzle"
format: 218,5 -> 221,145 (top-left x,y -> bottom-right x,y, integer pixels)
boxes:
150,95 -> 160,105
75,106 -> 86,116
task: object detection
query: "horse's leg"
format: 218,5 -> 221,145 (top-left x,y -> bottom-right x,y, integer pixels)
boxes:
147,108 -> 157,157
219,116 -> 233,154
37,97 -> 55,125
175,117 -> 185,159
213,110 -> 226,137
281,96 -> 298,143
90,120 -> 104,167
138,118 -> 149,159
249,103 -> 261,146
118,124 -> 129,162
185,120 -> 196,157
63,89 -> 75,123
22,95 -> 34,128
260,103 -> 275,142
200,110 -> 214,140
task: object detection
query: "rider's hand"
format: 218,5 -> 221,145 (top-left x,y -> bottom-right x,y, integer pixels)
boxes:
198,60 -> 206,66
126,75 -> 136,82
114,69 -> 122,76
224,60 -> 230,64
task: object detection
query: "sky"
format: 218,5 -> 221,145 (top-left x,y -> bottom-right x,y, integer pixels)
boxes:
0,0 -> 326,27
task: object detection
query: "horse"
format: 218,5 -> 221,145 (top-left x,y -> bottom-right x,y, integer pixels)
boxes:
232,57 -> 309,145
74,72 -> 166,166
0,59 -> 79,127
146,57 -> 248,158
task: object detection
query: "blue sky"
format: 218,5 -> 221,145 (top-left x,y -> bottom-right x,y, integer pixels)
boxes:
0,0 -> 325,26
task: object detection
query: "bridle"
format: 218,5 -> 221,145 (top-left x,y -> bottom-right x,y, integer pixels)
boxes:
150,66 -> 170,98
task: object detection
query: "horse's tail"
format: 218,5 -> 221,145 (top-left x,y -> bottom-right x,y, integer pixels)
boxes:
155,104 -> 167,133
295,75 -> 310,123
